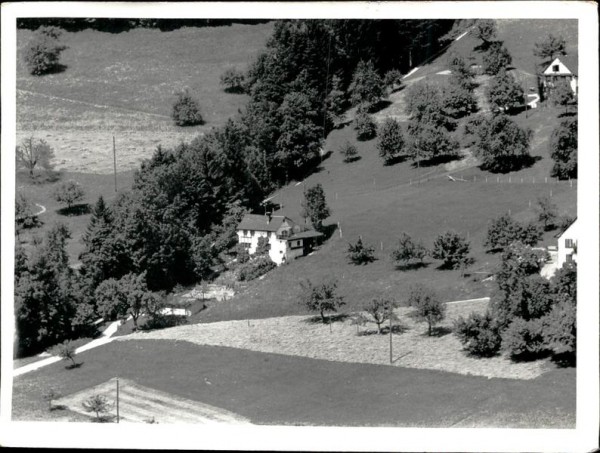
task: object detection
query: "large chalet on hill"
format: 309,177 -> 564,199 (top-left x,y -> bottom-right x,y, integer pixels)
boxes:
237,214 -> 323,265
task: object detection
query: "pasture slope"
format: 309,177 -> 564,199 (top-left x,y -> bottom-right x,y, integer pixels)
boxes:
16,23 -> 273,173
205,19 -> 578,322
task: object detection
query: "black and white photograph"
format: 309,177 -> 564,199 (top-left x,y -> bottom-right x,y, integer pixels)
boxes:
1,2 -> 598,451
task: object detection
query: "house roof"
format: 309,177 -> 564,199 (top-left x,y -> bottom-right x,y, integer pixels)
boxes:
237,214 -> 290,232
288,230 -> 324,240
555,217 -> 578,239
544,55 -> 578,76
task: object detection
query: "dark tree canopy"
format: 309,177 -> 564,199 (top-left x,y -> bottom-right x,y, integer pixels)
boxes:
471,114 -> 532,173
486,70 -> 525,113
473,19 -> 497,45
533,34 -> 567,64
349,60 -> 385,110
549,118 -> 577,180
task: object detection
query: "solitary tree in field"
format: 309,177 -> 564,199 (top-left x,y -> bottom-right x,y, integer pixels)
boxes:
54,180 -> 85,211
49,340 -> 78,368
24,26 -> 68,75
533,34 -> 567,64
486,70 -> 525,113
353,110 -> 377,141
472,114 -> 533,173
339,141 -> 358,163
300,279 -> 345,323
549,118 -> 577,180
301,183 -> 330,232
407,284 -> 446,336
377,117 -> 406,165
432,230 -> 471,269
82,395 -> 113,422
347,237 -> 376,265
536,196 -> 558,231
16,137 -> 55,178
363,297 -> 399,334
390,232 -> 428,267
172,89 -> 204,126
220,67 -> 246,93
473,19 -> 497,47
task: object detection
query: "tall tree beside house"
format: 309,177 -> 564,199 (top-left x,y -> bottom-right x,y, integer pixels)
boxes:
533,34 -> 567,65
536,196 -> 558,231
473,19 -> 497,47
549,117 -> 577,180
301,183 -> 331,232
551,78 -> 576,113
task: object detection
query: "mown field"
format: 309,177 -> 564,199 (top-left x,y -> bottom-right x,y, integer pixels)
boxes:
12,339 -> 575,427
16,23 -> 273,173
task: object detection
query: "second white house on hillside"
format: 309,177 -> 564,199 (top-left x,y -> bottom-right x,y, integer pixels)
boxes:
556,217 -> 578,268
539,55 -> 578,100
237,214 -> 323,265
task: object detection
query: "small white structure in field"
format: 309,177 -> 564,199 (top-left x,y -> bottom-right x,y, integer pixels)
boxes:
556,218 -> 578,269
237,214 -> 323,265
539,55 -> 578,98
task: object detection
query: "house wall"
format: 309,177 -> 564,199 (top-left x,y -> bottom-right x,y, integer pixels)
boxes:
557,221 -> 578,268
236,230 -> 287,265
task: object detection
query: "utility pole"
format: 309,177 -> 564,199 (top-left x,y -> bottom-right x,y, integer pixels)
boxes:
116,377 -> 120,423
113,135 -> 117,192
389,310 -> 393,364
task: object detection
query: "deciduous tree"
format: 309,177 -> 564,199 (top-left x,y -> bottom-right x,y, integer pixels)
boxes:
472,114 -> 532,172
299,279 -> 345,323
172,89 -> 204,126
376,117 -> 406,165
533,34 -> 566,64
536,196 -> 558,231
486,69 -> 525,113
431,230 -> 471,269
473,19 -> 497,46
16,137 -> 55,178
482,42 -> 512,75
407,284 -> 446,336
349,60 -> 384,110
363,297 -> 399,334
549,118 -> 577,180
353,110 -> 377,141
220,67 -> 246,93
390,232 -> 428,266
339,141 -> 358,163
347,237 -> 376,265
551,78 -> 575,114
24,26 -> 68,75
301,183 -> 331,232
54,180 -> 85,211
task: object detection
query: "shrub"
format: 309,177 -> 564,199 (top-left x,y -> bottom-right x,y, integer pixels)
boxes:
362,297 -> 399,334
233,243 -> 251,264
347,237 -> 376,265
390,232 -> 428,267
353,111 -> 377,141
299,279 -> 345,323
24,26 -> 68,75
407,284 -> 445,336
454,311 -> 502,357
501,317 -> 546,358
238,256 -> 276,281
383,69 -> 403,92
339,141 -> 359,163
255,236 -> 271,256
54,180 -> 85,210
82,395 -> 113,422
431,230 -> 470,269
220,67 -> 246,93
172,90 -> 204,126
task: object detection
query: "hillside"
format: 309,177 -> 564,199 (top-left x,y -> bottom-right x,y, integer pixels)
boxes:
202,19 -> 578,322
16,23 -> 273,173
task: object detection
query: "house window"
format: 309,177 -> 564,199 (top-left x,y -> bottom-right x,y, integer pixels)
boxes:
565,239 -> 574,248
566,254 -> 573,263
552,64 -> 560,72
244,230 -> 248,236
250,230 -> 255,237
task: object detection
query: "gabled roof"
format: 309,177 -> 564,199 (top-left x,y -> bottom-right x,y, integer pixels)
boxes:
544,55 -> 578,76
555,217 -> 578,239
288,230 -> 324,240
237,214 -> 290,232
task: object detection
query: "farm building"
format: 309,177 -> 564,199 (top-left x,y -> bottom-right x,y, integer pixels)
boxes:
556,217 -> 578,268
237,214 -> 323,265
539,55 -> 578,100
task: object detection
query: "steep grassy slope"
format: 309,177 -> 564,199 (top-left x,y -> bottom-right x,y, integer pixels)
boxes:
16,23 -> 273,173
203,19 -> 578,322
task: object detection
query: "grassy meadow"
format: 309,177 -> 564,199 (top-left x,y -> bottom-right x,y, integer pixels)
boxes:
16,23 -> 273,173
12,339 -> 575,427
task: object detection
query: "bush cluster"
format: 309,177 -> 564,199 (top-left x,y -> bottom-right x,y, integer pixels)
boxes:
172,90 -> 204,126
238,256 -> 276,281
454,311 -> 502,357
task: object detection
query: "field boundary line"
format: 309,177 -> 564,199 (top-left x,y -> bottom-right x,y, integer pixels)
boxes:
445,297 -> 490,305
17,88 -> 171,119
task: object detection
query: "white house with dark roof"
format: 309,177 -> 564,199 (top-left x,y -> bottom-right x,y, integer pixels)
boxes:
237,214 -> 323,265
556,217 -> 578,269
540,55 -> 578,99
